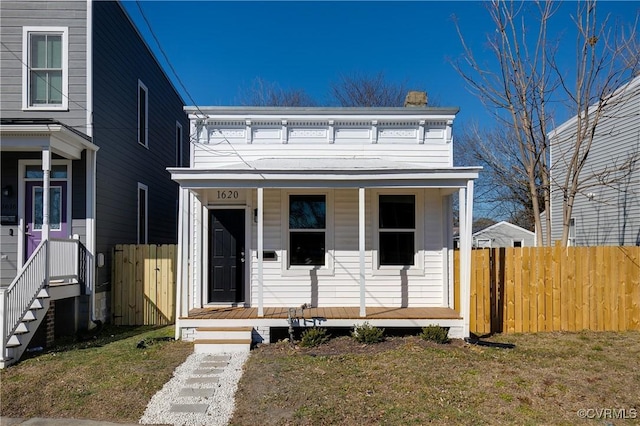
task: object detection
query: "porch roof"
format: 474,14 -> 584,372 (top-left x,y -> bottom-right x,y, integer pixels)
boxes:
168,157 -> 481,189
0,119 -> 98,160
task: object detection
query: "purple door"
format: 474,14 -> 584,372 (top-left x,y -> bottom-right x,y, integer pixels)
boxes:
24,180 -> 68,259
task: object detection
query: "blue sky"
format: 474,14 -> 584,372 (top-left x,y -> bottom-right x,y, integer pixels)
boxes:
122,1 -> 639,130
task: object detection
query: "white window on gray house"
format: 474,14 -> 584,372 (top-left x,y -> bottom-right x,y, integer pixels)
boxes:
138,80 -> 149,147
568,218 -> 576,246
22,27 -> 68,110
289,195 -> 326,266
512,239 -> 523,248
137,183 -> 148,244
176,121 -> 183,166
378,195 -> 415,265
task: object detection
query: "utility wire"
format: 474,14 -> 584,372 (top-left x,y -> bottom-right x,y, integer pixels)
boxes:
135,0 -> 207,119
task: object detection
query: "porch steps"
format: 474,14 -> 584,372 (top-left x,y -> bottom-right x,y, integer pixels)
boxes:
193,327 -> 253,353
0,288 -> 50,369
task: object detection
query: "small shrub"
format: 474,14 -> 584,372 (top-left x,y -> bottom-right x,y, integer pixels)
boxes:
352,322 -> 385,344
299,327 -> 329,347
420,325 -> 450,344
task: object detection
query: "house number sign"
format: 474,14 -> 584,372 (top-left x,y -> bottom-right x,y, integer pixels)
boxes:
211,189 -> 245,202
217,190 -> 239,200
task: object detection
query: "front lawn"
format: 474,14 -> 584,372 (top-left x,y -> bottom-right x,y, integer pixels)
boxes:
0,325 -> 193,422
232,331 -> 640,425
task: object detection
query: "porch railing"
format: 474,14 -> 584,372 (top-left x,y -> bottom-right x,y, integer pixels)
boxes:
1,240 -> 48,357
1,237 -> 87,361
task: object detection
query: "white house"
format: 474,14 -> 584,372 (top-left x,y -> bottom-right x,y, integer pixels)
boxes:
471,221 -> 536,248
168,105 -> 480,350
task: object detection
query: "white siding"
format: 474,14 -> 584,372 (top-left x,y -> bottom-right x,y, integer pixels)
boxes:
245,188 -> 447,308
193,143 -> 452,168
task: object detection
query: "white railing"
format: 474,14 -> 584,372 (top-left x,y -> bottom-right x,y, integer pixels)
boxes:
1,237 -> 86,362
1,240 -> 48,357
50,238 -> 80,280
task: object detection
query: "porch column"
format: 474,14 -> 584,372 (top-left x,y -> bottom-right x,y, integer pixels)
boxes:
257,187 -> 264,317
459,181 -> 474,338
359,187 -> 366,317
42,149 -> 51,242
174,187 -> 186,340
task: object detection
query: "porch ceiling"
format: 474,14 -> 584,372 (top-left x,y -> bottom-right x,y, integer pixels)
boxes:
0,121 -> 98,160
168,158 -> 481,189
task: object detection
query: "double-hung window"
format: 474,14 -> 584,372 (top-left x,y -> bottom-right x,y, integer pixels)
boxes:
175,121 -> 184,166
138,80 -> 149,147
137,183 -> 148,244
378,194 -> 416,266
288,195 -> 326,266
23,27 -> 68,110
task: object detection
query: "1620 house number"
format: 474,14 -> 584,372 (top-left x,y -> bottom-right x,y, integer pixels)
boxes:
216,190 -> 239,200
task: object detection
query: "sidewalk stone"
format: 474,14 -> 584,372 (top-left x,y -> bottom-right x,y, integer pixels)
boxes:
178,388 -> 216,398
169,404 -> 208,414
185,377 -> 219,385
193,368 -> 224,375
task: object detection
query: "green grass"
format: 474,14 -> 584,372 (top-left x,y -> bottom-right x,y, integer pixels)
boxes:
0,325 -> 193,422
231,331 -> 640,425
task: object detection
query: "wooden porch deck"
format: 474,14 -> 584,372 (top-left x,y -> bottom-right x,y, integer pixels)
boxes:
185,306 -> 460,320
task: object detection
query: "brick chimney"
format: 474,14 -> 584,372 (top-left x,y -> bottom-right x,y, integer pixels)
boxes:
404,91 -> 427,107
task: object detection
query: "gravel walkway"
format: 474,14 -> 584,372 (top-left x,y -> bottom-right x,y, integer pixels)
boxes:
139,352 -> 249,426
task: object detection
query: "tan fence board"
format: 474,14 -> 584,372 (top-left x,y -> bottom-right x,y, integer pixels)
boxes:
112,244 -> 177,326
455,246 -> 640,334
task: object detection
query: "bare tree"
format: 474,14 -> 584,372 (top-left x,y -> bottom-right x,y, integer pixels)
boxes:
237,77 -> 317,107
330,71 -> 411,107
456,125 -> 543,231
452,0 -> 639,246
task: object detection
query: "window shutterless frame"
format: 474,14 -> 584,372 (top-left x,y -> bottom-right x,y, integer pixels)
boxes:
137,183 -> 148,244
372,189 -> 424,275
176,121 -> 183,166
281,189 -> 334,276
22,26 -> 69,110
138,80 -> 149,147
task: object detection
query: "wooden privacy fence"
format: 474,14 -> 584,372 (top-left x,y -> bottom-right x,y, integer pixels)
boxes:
112,244 -> 176,326
455,247 -> 640,335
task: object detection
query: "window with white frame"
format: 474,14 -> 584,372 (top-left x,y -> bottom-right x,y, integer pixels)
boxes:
22,27 -> 68,110
378,194 -> 416,265
137,183 -> 148,244
512,239 -> 523,248
175,121 -> 183,166
288,195 -> 326,266
568,218 -> 576,246
138,80 -> 148,147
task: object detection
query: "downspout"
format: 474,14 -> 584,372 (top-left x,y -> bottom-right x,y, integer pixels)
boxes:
86,0 -> 100,328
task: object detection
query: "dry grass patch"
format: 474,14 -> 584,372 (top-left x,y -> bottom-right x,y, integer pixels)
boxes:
1,325 -> 192,422
232,331 -> 640,425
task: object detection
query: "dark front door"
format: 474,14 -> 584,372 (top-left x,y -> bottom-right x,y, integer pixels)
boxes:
209,209 -> 245,303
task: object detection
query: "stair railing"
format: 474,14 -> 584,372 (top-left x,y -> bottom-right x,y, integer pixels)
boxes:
1,240 -> 49,360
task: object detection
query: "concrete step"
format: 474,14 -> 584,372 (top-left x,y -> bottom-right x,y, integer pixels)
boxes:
6,335 -> 21,348
22,310 -> 37,322
194,338 -> 251,354
14,323 -> 29,334
30,299 -> 44,310
195,326 -> 253,340
37,288 -> 50,298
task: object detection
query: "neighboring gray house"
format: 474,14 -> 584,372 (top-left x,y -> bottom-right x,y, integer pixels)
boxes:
0,0 -> 188,366
547,75 -> 640,246
470,221 -> 535,248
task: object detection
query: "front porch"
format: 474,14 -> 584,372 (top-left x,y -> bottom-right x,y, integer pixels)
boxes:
178,306 -> 465,344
